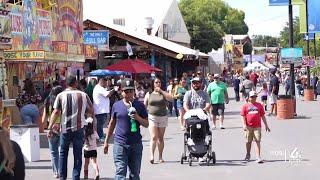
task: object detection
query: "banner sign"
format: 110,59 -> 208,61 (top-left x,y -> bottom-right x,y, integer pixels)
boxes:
269,0 -> 288,6
83,30 -> 109,51
67,54 -> 85,62
303,33 -> 315,40
52,41 -> 68,53
84,45 -> 98,59
4,50 -> 45,60
68,43 -> 83,55
280,48 -> 303,64
45,52 -> 67,61
37,9 -> 51,38
308,0 -> 320,33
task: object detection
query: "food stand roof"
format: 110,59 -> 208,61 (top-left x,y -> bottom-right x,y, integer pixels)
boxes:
84,19 -> 208,61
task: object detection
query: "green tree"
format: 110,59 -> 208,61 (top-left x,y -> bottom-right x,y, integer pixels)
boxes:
279,17 -> 319,56
179,0 -> 248,53
252,35 -> 279,47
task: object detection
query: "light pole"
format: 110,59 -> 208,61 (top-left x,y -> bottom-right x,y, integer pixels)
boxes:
306,0 -> 311,88
289,0 -> 295,97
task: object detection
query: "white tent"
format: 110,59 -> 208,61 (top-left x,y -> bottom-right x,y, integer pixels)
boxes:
244,61 -> 269,72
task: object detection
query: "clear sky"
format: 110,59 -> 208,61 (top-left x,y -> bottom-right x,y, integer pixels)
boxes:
223,0 -> 299,37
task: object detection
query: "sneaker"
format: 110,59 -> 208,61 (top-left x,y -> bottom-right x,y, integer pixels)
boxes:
220,126 -> 225,129
256,157 -> 264,163
211,127 -> 216,130
244,154 -> 251,162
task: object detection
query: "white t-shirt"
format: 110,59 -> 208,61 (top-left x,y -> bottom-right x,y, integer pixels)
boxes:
167,84 -> 173,94
93,84 -> 111,114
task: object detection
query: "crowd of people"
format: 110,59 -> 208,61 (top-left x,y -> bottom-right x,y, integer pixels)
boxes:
2,67 -> 318,180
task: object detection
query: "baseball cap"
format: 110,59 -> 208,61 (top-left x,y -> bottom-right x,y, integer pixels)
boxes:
191,77 -> 201,82
249,91 -> 258,97
121,78 -> 135,90
213,74 -> 220,79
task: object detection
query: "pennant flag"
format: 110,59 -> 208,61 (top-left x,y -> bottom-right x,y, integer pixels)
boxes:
269,0 -> 288,6
308,0 -> 320,33
126,42 -> 133,56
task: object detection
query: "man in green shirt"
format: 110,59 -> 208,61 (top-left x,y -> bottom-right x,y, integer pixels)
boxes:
207,74 -> 229,129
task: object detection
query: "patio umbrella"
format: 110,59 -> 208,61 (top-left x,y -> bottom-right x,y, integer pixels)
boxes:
89,69 -> 130,76
104,59 -> 162,74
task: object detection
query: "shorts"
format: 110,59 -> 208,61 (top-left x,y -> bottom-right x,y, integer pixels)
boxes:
245,127 -> 261,143
148,114 -> 168,127
261,96 -> 268,101
211,104 -> 225,116
269,93 -> 277,105
176,101 -> 184,111
84,150 -> 97,158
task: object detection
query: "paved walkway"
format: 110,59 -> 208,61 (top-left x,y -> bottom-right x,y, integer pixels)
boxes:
25,87 -> 320,180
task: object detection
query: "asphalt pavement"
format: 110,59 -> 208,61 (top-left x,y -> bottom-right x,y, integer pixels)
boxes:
25,87 -> 320,180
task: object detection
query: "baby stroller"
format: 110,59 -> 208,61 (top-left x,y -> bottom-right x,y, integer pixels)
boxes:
180,109 -> 216,166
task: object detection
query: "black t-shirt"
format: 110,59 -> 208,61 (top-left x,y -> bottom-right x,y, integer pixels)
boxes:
0,141 -> 25,180
269,76 -> 280,95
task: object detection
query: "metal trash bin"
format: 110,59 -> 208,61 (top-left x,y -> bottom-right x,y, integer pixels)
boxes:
10,124 -> 40,162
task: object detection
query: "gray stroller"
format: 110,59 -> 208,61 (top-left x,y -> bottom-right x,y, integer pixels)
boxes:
180,109 -> 216,166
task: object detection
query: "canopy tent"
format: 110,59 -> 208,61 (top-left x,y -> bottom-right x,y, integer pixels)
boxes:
264,63 -> 276,69
244,61 -> 269,72
104,59 -> 162,73
89,69 -> 130,76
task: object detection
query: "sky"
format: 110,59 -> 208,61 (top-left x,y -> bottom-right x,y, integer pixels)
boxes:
223,0 -> 299,37
83,0 -> 299,37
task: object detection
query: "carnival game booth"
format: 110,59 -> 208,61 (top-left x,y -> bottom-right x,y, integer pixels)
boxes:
4,50 -> 85,125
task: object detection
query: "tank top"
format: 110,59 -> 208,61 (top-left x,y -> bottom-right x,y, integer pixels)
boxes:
147,92 -> 167,116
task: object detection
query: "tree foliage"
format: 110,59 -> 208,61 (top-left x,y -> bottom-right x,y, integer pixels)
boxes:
179,0 -> 248,53
279,17 -> 320,56
252,35 -> 279,47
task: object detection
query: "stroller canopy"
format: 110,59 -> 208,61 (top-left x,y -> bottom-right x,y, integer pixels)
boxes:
184,109 -> 209,121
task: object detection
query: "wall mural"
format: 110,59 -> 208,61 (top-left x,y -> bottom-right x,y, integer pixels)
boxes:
54,0 -> 83,43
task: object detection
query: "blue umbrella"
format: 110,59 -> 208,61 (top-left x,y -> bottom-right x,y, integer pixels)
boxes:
89,69 -> 130,76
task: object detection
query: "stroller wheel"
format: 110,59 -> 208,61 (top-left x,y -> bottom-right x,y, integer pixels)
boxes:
181,153 -> 184,164
212,151 -> 216,164
189,155 -> 192,166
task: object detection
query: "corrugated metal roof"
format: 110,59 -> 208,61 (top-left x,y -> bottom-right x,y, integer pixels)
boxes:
91,21 -> 208,58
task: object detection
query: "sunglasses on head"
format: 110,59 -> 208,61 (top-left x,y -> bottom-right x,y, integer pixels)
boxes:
192,81 -> 201,84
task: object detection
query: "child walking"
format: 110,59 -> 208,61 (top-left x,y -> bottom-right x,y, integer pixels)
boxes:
258,82 -> 269,111
83,117 -> 100,180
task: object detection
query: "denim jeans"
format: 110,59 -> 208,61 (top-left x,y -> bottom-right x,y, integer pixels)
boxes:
113,142 -> 143,180
59,129 -> 84,180
49,133 -> 60,176
20,104 -> 39,125
95,113 -> 109,139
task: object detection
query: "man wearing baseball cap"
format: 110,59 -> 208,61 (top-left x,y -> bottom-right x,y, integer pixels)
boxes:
240,91 -> 270,163
207,74 -> 229,129
104,78 -> 148,180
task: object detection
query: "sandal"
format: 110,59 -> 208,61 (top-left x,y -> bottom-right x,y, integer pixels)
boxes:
149,159 -> 154,164
159,159 -> 165,163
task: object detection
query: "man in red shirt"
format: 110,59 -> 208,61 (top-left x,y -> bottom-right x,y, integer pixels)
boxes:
249,71 -> 259,90
240,91 -> 270,163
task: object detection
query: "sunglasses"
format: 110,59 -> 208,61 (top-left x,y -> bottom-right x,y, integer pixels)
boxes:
123,89 -> 134,93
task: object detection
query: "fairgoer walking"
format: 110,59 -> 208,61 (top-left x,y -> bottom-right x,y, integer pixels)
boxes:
47,76 -> 94,180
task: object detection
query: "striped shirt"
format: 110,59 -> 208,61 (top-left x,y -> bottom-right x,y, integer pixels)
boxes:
53,88 -> 93,133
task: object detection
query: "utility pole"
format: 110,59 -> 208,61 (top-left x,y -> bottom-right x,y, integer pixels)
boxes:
289,0 -> 295,97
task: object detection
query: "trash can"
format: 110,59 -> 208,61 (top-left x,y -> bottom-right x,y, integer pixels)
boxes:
304,88 -> 314,101
277,95 -> 294,120
10,124 -> 40,162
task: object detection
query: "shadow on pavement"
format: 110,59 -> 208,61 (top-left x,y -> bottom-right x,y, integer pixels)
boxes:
25,166 -> 52,170
224,111 -> 241,116
294,115 -> 312,120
